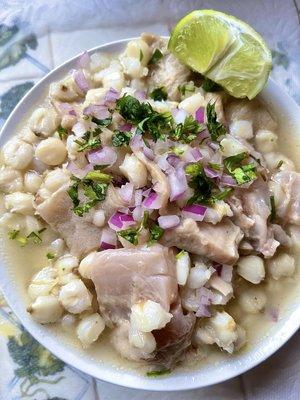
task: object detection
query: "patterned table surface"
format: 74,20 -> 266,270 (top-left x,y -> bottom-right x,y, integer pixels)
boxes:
0,1 -> 299,399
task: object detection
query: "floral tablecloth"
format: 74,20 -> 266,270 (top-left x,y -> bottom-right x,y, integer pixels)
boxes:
0,1 -> 299,399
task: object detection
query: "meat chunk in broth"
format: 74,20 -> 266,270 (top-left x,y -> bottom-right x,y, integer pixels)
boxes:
148,53 -> 190,101
153,300 -> 196,368
231,180 -> 279,258
162,218 -> 243,264
270,170 -> 300,225
90,245 -> 178,324
37,190 -> 102,257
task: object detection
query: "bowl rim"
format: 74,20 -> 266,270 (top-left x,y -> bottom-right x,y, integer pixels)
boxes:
1,36 -> 300,392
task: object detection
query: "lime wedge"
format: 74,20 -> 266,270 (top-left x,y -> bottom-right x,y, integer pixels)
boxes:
168,10 -> 272,99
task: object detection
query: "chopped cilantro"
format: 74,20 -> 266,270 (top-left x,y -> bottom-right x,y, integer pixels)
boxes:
224,152 -> 257,185
27,231 -> 43,244
112,131 -> 132,147
74,128 -> 102,152
170,115 -> 204,144
8,228 -> 46,247
57,125 -> 68,140
91,116 -> 112,127
186,163 -> 213,205
206,103 -> 227,141
149,48 -> 163,64
84,170 -> 112,183
139,49 -> 143,62
116,94 -> 172,142
68,175 -> 109,217
169,146 -> 184,156
208,163 -> 222,171
276,160 -> 283,169
47,253 -> 55,260
146,368 -> 171,377
148,224 -> 164,244
8,230 -> 19,240
150,87 -> 167,101
202,77 -> 221,92
269,195 -> 276,222
117,211 -> 149,245
118,228 -> 139,245
175,250 -> 187,260
186,163 -> 232,205
178,81 -> 195,97
68,181 -> 80,207
212,188 -> 233,201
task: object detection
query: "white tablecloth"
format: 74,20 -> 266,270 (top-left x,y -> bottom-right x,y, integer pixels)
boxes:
0,1 -> 299,399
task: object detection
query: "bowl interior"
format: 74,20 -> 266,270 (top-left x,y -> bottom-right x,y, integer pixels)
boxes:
0,38 -> 300,391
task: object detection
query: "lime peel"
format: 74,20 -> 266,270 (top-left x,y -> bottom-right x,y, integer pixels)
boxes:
168,9 -> 272,99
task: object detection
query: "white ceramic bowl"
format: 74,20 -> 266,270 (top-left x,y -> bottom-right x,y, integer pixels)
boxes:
1,38 -> 300,392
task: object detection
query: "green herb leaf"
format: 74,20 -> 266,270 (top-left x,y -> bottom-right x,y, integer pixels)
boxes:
169,146 -> 184,156
148,224 -> 164,244
8,230 -> 19,240
276,160 -> 283,169
112,131 -> 132,147
175,250 -> 187,260
178,82 -> 195,97
57,125 -> 68,140
146,368 -> 171,377
118,227 -> 139,245
224,153 -> 257,185
150,87 -> 167,101
149,48 -> 163,64
27,231 -> 43,244
91,116 -> 112,126
212,188 -> 233,201
84,170 -> 112,183
202,77 -> 221,92
74,127 -> 102,152
68,181 -> 80,207
208,163 -> 222,171
46,253 -> 55,260
116,94 -> 172,142
139,49 -> 144,62
170,115 -> 204,144
206,103 -> 227,141
269,195 -> 276,222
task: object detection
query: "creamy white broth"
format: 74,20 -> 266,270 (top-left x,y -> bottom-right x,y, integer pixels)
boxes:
1,35 -> 300,373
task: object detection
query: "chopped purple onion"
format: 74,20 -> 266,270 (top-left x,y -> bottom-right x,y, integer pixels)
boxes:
132,205 -> 144,221
172,108 -> 188,124
76,51 -> 90,69
182,204 -> 207,221
83,104 -> 110,120
134,189 -> 143,206
100,227 -> 117,250
74,70 -> 89,92
221,265 -> 233,283
72,121 -> 87,137
108,212 -> 135,231
142,191 -> 162,209
183,147 -> 203,163
58,102 -> 77,116
204,166 -> 221,179
119,123 -> 133,132
167,166 -> 188,201
157,215 -> 180,229
104,87 -> 120,105
67,161 -> 93,179
87,146 -> 117,166
118,182 -> 134,204
142,145 -> 155,161
195,107 -> 205,123
134,90 -> 146,101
